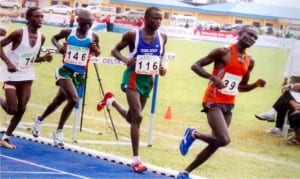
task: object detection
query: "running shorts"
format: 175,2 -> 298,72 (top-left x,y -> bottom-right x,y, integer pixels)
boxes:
121,68 -> 153,98
55,66 -> 85,88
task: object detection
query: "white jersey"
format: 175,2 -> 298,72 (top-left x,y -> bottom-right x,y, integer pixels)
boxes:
0,26 -> 42,82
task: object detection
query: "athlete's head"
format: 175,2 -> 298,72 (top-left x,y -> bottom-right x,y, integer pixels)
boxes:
237,25 -> 258,48
144,7 -> 162,31
77,10 -> 94,33
26,7 -> 43,28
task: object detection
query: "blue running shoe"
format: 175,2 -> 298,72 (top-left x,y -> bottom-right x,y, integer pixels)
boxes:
176,172 -> 191,179
179,127 -> 195,156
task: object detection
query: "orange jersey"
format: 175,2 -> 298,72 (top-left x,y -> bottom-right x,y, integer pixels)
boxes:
202,44 -> 249,104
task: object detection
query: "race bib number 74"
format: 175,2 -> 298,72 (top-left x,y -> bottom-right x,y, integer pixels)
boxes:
135,55 -> 160,75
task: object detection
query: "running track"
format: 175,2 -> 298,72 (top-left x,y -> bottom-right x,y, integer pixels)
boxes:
0,132 -> 178,179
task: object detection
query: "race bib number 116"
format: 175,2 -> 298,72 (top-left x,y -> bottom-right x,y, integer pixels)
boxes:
135,55 -> 160,75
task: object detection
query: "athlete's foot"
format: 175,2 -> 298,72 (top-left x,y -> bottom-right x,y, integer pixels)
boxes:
0,138 -> 16,149
97,92 -> 114,111
131,161 -> 147,173
179,127 -> 195,156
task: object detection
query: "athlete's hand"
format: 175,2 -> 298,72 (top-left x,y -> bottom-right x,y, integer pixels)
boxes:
58,44 -> 66,54
255,79 -> 266,88
90,42 -> 101,57
159,66 -> 166,76
43,52 -> 53,62
126,58 -> 136,68
7,62 -> 17,72
210,75 -> 226,89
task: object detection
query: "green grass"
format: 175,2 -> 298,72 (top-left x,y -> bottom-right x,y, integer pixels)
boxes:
1,23 -> 299,179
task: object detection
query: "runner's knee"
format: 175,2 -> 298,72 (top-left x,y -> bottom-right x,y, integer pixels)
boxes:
67,95 -> 79,105
216,136 -> 231,147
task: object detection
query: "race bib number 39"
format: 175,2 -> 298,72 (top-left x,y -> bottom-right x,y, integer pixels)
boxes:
219,72 -> 242,96
135,55 -> 160,75
64,45 -> 89,66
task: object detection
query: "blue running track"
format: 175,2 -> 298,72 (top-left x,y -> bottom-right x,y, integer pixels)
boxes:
0,133 -> 173,179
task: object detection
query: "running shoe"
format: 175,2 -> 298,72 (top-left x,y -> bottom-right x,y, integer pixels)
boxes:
176,172 -> 191,179
32,116 -> 42,138
97,92 -> 114,111
0,138 -> 16,149
179,127 -> 195,156
255,112 -> 275,122
53,130 -> 64,146
267,127 -> 282,135
131,161 -> 147,173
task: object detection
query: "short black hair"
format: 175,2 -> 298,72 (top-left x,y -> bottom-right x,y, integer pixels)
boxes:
26,7 -> 40,20
239,25 -> 257,34
144,7 -> 160,18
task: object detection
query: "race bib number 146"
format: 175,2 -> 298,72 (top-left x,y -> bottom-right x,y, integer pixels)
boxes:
64,45 -> 89,66
135,55 -> 160,75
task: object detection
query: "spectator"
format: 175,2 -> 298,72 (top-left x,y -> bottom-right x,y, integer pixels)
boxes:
69,10 -> 76,27
105,15 -> 111,32
255,41 -> 300,134
281,83 -> 300,145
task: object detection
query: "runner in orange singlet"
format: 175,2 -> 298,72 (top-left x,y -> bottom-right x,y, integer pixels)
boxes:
177,25 -> 266,179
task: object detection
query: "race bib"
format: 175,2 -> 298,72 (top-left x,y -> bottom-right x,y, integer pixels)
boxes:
18,52 -> 37,70
64,45 -> 89,66
219,72 -> 242,95
135,55 -> 160,75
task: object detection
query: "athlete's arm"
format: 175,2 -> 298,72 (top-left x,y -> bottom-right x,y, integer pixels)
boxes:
90,33 -> 101,57
191,47 -> 228,89
35,34 -> 52,63
0,29 -> 22,72
238,56 -> 265,92
111,30 -> 136,67
51,29 -> 71,54
159,32 -> 167,76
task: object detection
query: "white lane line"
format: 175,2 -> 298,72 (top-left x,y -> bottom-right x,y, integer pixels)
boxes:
15,103 -> 300,169
0,154 -> 89,179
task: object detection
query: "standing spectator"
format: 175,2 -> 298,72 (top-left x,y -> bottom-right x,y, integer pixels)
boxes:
0,7 -> 52,149
69,10 -> 76,27
105,15 -> 111,32
177,25 -> 265,179
97,7 -> 167,173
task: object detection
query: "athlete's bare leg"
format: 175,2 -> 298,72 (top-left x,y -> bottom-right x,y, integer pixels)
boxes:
5,85 -> 31,136
184,108 -> 232,173
38,79 -> 78,130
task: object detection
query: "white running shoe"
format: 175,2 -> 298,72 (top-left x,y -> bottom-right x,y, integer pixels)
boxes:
53,130 -> 64,146
32,116 -> 42,138
255,112 -> 275,122
267,127 -> 282,135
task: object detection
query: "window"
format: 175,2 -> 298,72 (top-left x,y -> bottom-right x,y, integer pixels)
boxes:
235,20 -> 243,24
164,12 -> 169,19
266,23 -> 273,27
252,22 -> 260,28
